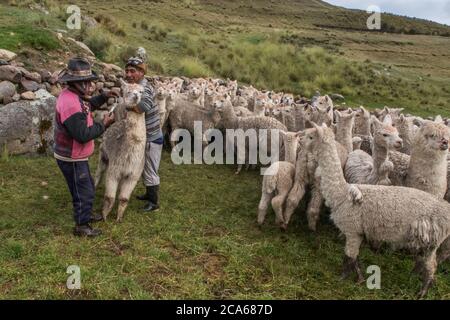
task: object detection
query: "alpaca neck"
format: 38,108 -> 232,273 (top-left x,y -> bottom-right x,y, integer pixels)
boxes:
155,96 -> 166,112
409,143 -> 447,178
315,140 -> 349,209
285,145 -> 298,165
370,140 -> 388,181
223,101 -> 238,128
336,123 -> 353,153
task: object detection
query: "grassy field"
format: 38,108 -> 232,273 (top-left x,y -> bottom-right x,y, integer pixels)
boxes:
0,151 -> 449,299
1,0 -> 450,299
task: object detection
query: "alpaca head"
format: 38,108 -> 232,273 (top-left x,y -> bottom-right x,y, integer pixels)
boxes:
281,130 -> 301,150
416,121 -> 450,153
304,122 -> 335,155
155,85 -> 169,100
354,106 -> 370,134
313,96 -> 334,125
254,92 -> 270,108
204,84 -> 216,97
212,93 -> 232,113
372,115 -> 403,150
303,104 -> 315,125
270,93 -> 283,106
334,109 -> 355,131
394,114 -> 414,141
120,79 -> 144,109
380,106 -> 404,122
282,94 -> 294,105
186,83 -> 203,99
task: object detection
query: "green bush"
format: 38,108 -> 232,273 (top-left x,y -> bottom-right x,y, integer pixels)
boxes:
178,57 -> 212,78
83,28 -> 112,59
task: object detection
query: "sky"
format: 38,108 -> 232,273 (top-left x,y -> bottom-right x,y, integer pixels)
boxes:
323,0 -> 450,26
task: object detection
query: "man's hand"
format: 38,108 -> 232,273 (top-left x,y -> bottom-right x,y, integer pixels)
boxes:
101,89 -> 120,99
103,113 -> 115,128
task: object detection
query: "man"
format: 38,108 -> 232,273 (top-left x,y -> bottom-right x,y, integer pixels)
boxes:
54,57 -> 116,237
124,57 -> 163,212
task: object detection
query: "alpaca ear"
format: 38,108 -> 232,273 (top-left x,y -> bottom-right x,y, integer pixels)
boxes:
371,115 -> 382,131
435,115 -> 443,123
383,114 -> 393,126
334,110 -> 341,119
295,130 -> 305,138
119,78 -> 127,87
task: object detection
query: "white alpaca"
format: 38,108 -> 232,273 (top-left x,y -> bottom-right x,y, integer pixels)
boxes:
389,120 -> 449,199
257,131 -> 301,227
95,80 -> 145,222
305,123 -> 450,298
345,115 -> 403,185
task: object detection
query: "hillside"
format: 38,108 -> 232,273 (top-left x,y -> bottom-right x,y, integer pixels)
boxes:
2,0 -> 450,116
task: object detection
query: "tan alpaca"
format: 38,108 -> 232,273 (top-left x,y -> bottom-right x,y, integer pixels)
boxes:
393,114 -> 415,155
257,131 -> 301,227
282,117 -> 351,231
304,123 -> 450,298
389,120 -> 449,198
213,94 -> 287,175
94,81 -> 145,222
345,115 -> 403,186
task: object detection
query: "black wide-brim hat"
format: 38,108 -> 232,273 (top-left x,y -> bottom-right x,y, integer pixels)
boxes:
58,57 -> 98,83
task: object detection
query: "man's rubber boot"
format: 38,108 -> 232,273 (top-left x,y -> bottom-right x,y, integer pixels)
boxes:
73,224 -> 102,237
143,185 -> 160,212
136,186 -> 151,201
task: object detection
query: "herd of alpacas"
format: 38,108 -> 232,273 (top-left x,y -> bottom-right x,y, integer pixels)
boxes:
95,75 -> 450,298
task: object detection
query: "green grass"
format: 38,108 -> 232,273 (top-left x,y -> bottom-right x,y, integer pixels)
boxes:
0,25 -> 60,51
0,152 -> 449,299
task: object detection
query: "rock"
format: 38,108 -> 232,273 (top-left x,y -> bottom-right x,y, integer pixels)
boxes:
16,67 -> 42,83
82,15 -> 98,28
107,98 -> 115,105
2,95 -> 15,105
67,37 -> 95,57
111,87 -> 121,96
49,70 -> 61,84
0,81 -> 16,101
0,49 -> 17,62
0,65 -> 22,83
0,60 -> 9,66
21,78 -> 41,92
96,82 -> 104,91
25,72 -> 42,83
104,82 -> 115,88
12,93 -> 20,102
98,74 -> 106,82
49,84 -> 62,97
330,93 -> 345,101
40,70 -> 52,83
34,89 -> 53,100
0,94 -> 56,155
56,32 -> 63,40
21,91 -> 36,100
100,62 -> 122,73
106,74 -> 117,82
